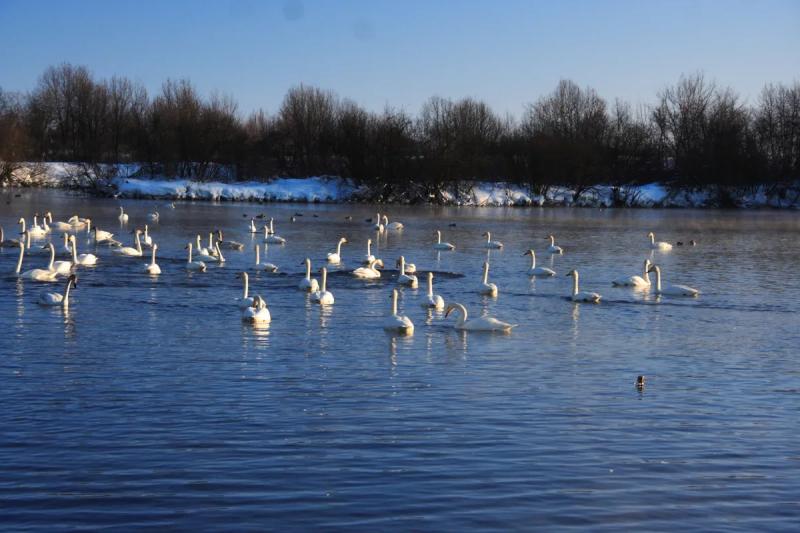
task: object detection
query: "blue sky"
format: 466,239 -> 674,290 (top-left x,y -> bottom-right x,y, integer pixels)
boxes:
1,0 -> 798,117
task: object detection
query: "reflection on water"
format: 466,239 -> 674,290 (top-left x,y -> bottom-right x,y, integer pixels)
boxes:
1,190 -> 800,530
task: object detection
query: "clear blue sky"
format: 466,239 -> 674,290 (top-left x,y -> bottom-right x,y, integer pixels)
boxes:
1,0 -> 798,117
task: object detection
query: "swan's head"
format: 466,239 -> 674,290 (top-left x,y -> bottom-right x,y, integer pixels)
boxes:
17,217 -> 24,224
339,237 -> 348,244
68,274 -> 77,287
644,259 -> 652,268
565,269 -> 577,277
647,232 -> 655,238
444,304 -> 461,318
373,259 -> 384,269
647,265 -> 660,274
217,229 -> 224,239
546,235 -> 554,240
523,249 -> 534,257
367,238 -> 372,245
69,235 -> 76,243
636,375 -> 646,388
152,244 -> 158,252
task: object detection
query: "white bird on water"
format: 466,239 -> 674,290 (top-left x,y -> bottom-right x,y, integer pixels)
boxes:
327,237 -> 348,264
69,235 -> 98,266
144,243 -> 161,275
648,232 -> 673,251
566,269 -> 601,303
546,235 -> 563,254
38,274 -> 77,307
118,207 -> 129,223
384,289 -> 414,334
483,232 -> 503,249
15,239 -> 58,281
612,259 -> 651,288
185,242 -> 207,272
311,267 -> 335,305
353,259 -> 384,279
444,303 -> 516,332
478,261 -> 498,297
242,295 -> 271,324
648,265 -> 700,297
523,249 -> 555,277
396,256 -> 418,288
254,244 -> 278,273
237,272 -> 255,309
298,258 -> 320,292
433,230 -> 455,251
420,272 -> 445,309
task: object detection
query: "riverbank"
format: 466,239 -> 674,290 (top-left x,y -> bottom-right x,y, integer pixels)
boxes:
3,162 -> 799,208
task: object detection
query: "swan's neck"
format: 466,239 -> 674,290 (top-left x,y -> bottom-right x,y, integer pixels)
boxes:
437,231 -> 442,244
482,263 -> 489,284
215,244 -> 224,262
150,246 -> 157,266
427,274 -> 433,297
305,260 -> 311,279
263,225 -> 268,238
242,273 -> 249,298
19,219 -> 26,234
26,231 -> 31,250
119,207 -> 124,215
642,262 -> 651,282
15,243 -> 24,274
549,236 -> 555,246
208,233 -> 213,249
34,215 -> 39,228
269,219 -> 274,232
399,257 -> 406,275
653,268 -> 661,292
529,251 -> 536,269
572,272 -> 579,296
649,234 -> 655,245
255,245 -> 260,265
48,244 -> 55,270
71,239 -> 78,263
486,232 -> 491,243
455,304 -> 467,326
86,219 -> 91,233
0,226 -> 3,242
321,269 -> 327,292
336,240 -> 343,255
392,291 -> 398,316
367,240 -> 371,255
187,243 -> 193,263
144,225 -> 149,238
63,279 -> 73,307
135,233 -> 142,253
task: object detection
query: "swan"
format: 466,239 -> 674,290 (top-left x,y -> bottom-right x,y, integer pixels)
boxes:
394,257 -> 417,274
566,270 -> 601,303
113,230 -> 143,256
648,232 -> 673,251
68,215 -> 89,229
49,212 -> 74,232
142,225 -> 154,247
546,235 -> 564,254
242,295 -> 271,324
214,242 -> 225,263
237,272 -> 255,309
445,303 -> 516,332
217,230 -> 245,250
421,272 -> 445,309
61,233 -> 73,255
0,226 -> 20,247
69,236 -> 98,266
185,242 -> 207,271
195,234 -> 212,257
34,214 -> 51,234
45,243 -> 73,275
248,218 -> 258,233
148,211 -> 159,222
19,218 -> 47,239
207,233 -> 220,257
647,265 -> 699,297
254,244 -> 278,272
362,238 -> 376,265
612,259 -> 651,288
92,225 -> 115,244
327,237 -> 347,264
311,267 -> 334,305
478,261 -> 499,297
144,243 -> 161,275
353,259 -> 384,279
433,230 -> 455,251
396,256 -> 418,288
382,215 -> 404,230
483,232 -> 503,249
15,242 -> 58,281
118,207 -> 129,223
524,249 -> 556,277
38,274 -> 77,307
299,258 -> 320,292
373,213 -> 384,232
264,219 -> 287,244
384,289 -> 414,334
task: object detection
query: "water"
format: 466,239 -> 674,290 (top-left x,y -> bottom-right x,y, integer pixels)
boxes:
1,189 -> 799,531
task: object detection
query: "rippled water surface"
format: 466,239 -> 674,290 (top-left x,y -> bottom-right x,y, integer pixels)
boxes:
1,189 -> 799,530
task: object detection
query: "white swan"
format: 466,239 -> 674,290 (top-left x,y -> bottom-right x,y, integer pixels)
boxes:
149,211 -> 159,222
185,242 -> 207,272
566,269 -> 601,303
421,272 -> 445,309
299,258 -> 320,292
92,225 -> 115,244
61,233 -> 73,255
612,259 -> 651,288
19,217 -> 47,239
142,225 -> 154,247
382,215 -> 404,230
193,235 -> 217,262
217,230 -> 245,250
353,259 -> 384,279
144,243 -> 161,275
15,241 -> 58,281
362,238 -> 376,265
648,232 -> 673,251
46,243 -> 73,275
237,272 -> 255,309
38,274 -> 77,307
69,236 -> 98,266
214,242 -> 225,263
50,212 -> 74,232
384,289 -> 414,334
118,207 -> 129,223
248,218 -> 258,233
195,234 -> 212,257
264,219 -> 287,244
648,265 -> 700,297
396,256 -> 418,288
68,215 -> 89,229
372,213 -> 384,232
206,233 -> 219,257
327,237 -> 347,264
479,261 -> 498,297
433,230 -> 455,251
524,249 -> 556,277
546,235 -> 564,254
394,257 -> 417,274
113,230 -> 143,257
445,303 -> 516,332
254,244 -> 278,272
242,295 -> 271,324
483,232 -> 503,249
311,267 -> 334,305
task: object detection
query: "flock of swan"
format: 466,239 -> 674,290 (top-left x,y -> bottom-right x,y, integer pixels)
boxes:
3,207 -> 700,335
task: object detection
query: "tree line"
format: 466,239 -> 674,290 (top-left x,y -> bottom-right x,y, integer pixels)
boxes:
1,64 -> 798,189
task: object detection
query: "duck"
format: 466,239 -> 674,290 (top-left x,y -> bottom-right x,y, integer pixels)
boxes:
118,207 -> 129,223
566,269 -> 601,303
612,259 -> 651,288
362,238 -> 377,265
298,258 -> 320,292
483,232 -> 503,249
38,274 -> 77,307
327,237 -> 348,264
546,235 -> 564,254
384,289 -> 414,334
396,256 -> 418,288
144,243 -> 161,275
420,272 -> 445,309
254,244 -> 278,273
444,303 -> 516,332
69,236 -> 98,266
311,267 -> 335,305
648,232 -> 673,251
0,226 -> 20,247
184,242 -> 207,272
264,219 -> 287,244
523,249 -> 556,277
647,265 -> 700,297
433,230 -> 455,251
113,230 -> 143,257
478,262 -> 498,297
242,295 -> 271,324
382,215 -> 404,230
216,230 -> 245,250
15,239 -> 58,281
353,259 -> 384,279
237,272 -> 255,309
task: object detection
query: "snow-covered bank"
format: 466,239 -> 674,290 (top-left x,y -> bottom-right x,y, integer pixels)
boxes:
3,162 -> 799,209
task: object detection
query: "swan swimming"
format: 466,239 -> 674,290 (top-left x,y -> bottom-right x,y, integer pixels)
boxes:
254,244 -> 278,272
648,265 -> 700,297
327,237 -> 348,264
142,225 -> 154,247
648,232 -> 673,251
384,289 -> 414,334
362,238 -> 376,265
264,219 -> 287,244
433,230 -> 455,251
237,272 -> 255,309
144,243 -> 161,275
612,259 -> 651,288
546,235 -> 563,254
242,295 -> 271,324
311,267 -> 335,305
373,213 -> 385,232
479,261 -> 498,297
396,256 -> 418,288
49,212 -> 74,232
445,303 -> 516,332
45,243 -> 73,275
185,242 -> 207,272
216,230 -> 245,250
118,207 -> 129,223
248,218 -> 258,233
114,230 -> 143,257
298,258 -> 320,292
566,269 -> 601,303
353,259 -> 384,279
420,272 -> 445,309
92,225 -> 116,244
382,215 -> 404,231
15,240 -> 58,281
523,249 -> 556,277
483,232 -> 503,249
38,274 -> 77,307
69,236 -> 98,266
19,217 -> 47,239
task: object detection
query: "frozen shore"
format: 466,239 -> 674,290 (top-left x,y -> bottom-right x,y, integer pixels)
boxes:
3,162 -> 799,209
